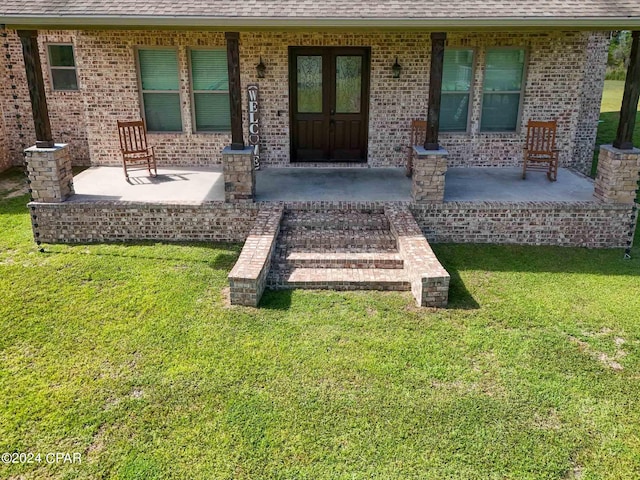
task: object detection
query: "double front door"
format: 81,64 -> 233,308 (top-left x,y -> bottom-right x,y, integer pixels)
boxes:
289,47 -> 370,162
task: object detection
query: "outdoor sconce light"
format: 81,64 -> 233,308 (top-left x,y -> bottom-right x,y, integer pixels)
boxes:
256,57 -> 266,78
392,57 -> 402,78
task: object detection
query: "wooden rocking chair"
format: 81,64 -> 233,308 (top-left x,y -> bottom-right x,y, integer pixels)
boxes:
405,119 -> 427,177
117,120 -> 158,181
522,120 -> 559,181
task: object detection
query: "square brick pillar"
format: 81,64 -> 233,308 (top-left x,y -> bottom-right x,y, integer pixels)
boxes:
24,144 -> 74,202
222,146 -> 255,203
412,146 -> 448,203
594,144 -> 640,204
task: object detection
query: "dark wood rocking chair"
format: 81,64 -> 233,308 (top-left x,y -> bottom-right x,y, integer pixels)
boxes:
405,119 -> 427,177
117,120 -> 158,181
522,120 -> 559,181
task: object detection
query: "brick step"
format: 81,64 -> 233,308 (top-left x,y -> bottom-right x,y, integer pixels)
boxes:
267,267 -> 411,291
281,211 -> 390,230
277,228 -> 397,251
273,250 -> 404,269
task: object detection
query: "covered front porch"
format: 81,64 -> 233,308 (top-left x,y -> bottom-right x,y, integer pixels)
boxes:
69,165 -> 597,203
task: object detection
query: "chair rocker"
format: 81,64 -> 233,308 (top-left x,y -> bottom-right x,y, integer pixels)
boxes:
405,119 -> 427,177
522,120 -> 559,182
117,119 -> 158,181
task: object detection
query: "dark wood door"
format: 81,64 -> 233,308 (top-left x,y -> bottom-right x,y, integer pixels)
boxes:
289,47 -> 370,162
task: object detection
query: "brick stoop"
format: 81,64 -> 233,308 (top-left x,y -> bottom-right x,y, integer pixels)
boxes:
267,207 -> 450,307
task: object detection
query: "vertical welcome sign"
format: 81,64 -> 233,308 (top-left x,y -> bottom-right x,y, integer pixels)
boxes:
247,84 -> 260,170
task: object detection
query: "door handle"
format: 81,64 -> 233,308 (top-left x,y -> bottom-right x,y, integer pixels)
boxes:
330,109 -> 335,116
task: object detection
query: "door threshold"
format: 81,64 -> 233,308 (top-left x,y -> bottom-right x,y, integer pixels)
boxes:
288,162 -> 369,168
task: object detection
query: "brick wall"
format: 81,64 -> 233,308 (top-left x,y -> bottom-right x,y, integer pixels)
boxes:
39,31 -> 91,166
2,28 -> 606,170
0,98 -> 8,172
30,201 -> 259,243
29,198 -> 632,249
1,28 -> 31,167
411,201 -> 633,248
243,30 -> 603,169
1,29 -> 90,167
573,32 -> 609,175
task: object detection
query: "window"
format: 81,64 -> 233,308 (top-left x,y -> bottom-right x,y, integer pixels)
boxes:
47,44 -> 78,91
137,48 -> 182,132
440,49 -> 474,132
189,49 -> 230,132
481,48 -> 526,132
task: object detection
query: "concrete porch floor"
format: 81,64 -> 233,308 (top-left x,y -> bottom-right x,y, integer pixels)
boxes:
444,167 -> 596,202
69,165 -> 597,203
70,166 -> 226,203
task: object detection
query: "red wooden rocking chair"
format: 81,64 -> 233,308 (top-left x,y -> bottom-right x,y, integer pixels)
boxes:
117,120 -> 158,181
405,119 -> 427,177
522,120 -> 559,181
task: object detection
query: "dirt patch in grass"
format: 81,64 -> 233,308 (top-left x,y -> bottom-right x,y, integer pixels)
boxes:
569,335 -> 626,371
87,424 -> 107,456
0,174 -> 27,199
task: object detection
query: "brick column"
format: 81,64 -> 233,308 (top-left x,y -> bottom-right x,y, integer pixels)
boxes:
594,144 -> 640,204
24,144 -> 74,202
222,146 -> 255,203
412,146 -> 448,203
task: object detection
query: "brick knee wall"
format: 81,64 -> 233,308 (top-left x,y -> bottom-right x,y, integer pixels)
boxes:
27,199 -> 632,249
29,201 -> 259,243
386,205 -> 450,307
228,205 -> 284,306
410,201 -> 634,248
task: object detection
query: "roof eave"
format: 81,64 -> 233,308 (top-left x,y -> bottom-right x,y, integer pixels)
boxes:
2,15 -> 640,30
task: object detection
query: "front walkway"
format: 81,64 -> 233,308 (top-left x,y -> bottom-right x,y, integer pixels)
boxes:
70,165 -> 596,204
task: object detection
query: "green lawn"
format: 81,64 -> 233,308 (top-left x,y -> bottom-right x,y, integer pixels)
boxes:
1,170 -> 640,479
593,80 -> 640,176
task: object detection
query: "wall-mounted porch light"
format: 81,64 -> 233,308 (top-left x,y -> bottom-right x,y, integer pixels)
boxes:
392,57 -> 402,78
256,57 -> 266,78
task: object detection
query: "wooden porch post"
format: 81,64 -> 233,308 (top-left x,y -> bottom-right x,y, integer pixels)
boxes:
613,30 -> 640,150
17,30 -> 54,148
425,32 -> 446,151
225,32 -> 244,150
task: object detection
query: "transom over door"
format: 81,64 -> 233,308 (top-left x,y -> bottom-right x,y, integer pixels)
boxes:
289,47 -> 370,162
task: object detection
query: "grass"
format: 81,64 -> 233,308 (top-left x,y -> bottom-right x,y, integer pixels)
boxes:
592,80 -> 640,176
1,167 -> 640,479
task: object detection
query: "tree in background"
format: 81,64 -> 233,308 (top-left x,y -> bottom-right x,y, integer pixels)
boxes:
607,31 -> 632,80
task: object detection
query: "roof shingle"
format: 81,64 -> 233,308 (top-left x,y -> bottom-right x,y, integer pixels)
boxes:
1,0 -> 639,26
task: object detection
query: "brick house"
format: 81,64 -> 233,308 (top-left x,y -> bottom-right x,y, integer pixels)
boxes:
1,1 -> 639,306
